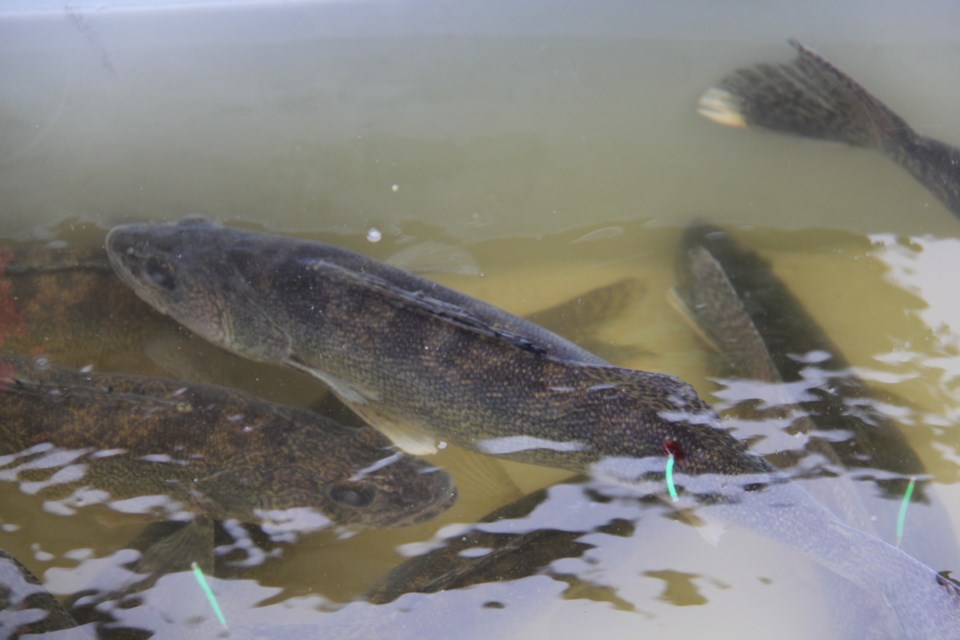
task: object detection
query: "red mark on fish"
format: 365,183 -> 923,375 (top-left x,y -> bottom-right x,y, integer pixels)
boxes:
663,439 -> 686,463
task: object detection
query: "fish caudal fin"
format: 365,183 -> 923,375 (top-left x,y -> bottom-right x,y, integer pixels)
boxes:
701,40 -> 960,219
699,40 -> 909,150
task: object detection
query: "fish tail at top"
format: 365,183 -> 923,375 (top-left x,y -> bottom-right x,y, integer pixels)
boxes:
699,40 -> 907,150
700,39 -> 960,219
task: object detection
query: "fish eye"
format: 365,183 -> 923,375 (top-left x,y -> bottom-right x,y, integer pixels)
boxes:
330,484 -> 375,507
144,257 -> 177,291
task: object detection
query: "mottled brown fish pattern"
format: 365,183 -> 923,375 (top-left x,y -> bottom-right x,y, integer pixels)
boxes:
0,353 -> 455,528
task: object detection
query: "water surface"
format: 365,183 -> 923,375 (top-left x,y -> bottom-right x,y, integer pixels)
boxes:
1,2 -> 959,638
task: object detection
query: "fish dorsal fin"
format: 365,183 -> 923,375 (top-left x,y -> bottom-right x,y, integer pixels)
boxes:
526,277 -> 648,364
313,260 -> 551,356
526,277 -> 645,339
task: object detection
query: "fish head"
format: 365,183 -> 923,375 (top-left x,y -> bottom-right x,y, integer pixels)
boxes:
282,422 -> 459,529
105,218 -> 291,363
269,454 -> 458,530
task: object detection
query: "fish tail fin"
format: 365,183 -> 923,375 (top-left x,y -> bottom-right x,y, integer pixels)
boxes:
699,40 -> 911,150
701,40 -> 960,218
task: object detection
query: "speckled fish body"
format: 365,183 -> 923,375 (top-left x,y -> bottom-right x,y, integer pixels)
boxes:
364,478 -> 594,605
0,353 -> 455,529
105,219 -> 960,639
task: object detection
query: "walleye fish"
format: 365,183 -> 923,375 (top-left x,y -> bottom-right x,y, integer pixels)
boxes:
367,225 -> 959,617
673,224 -> 935,488
699,40 -> 960,219
105,218 -> 960,639
673,223 -> 960,637
0,353 -> 455,529
0,353 -> 456,629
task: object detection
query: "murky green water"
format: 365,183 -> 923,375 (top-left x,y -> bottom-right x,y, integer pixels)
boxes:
1,1 -> 959,638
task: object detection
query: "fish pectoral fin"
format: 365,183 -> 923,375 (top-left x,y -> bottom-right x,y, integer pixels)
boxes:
434,445 -> 524,503
349,403 -> 440,457
284,357 -> 380,405
283,355 -> 438,455
84,518 -> 217,610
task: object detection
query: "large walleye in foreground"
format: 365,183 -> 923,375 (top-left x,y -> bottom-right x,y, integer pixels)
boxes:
699,40 -> 960,219
106,218 -> 960,639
